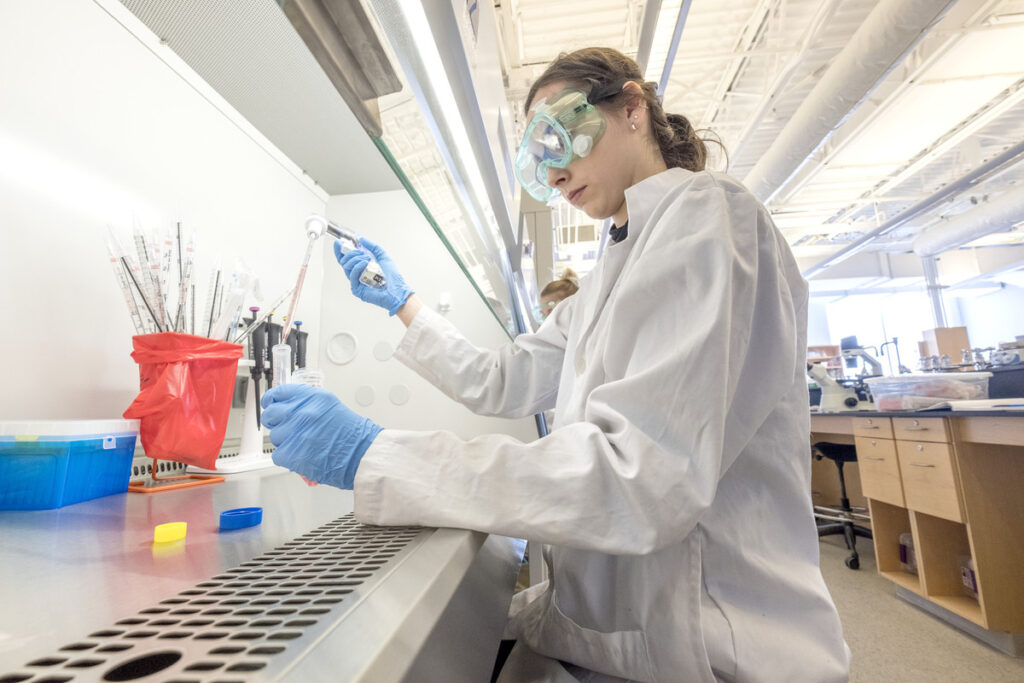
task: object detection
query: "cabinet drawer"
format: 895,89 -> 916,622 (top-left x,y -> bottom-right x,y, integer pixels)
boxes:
852,416 -> 893,439
892,417 -> 948,443
854,436 -> 904,507
896,441 -> 963,522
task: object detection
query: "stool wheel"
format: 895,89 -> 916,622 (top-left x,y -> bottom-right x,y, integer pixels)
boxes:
845,555 -> 860,570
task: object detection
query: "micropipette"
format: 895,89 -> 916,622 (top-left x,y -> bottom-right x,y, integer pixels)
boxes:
314,216 -> 387,289
232,287 -> 294,344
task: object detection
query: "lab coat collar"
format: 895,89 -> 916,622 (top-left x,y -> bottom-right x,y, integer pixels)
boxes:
622,167 -> 693,239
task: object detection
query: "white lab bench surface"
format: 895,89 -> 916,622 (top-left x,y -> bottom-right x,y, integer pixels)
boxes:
0,467 -> 523,682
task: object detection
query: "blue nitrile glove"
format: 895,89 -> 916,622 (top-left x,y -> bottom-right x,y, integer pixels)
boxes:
334,237 -> 414,316
261,384 -> 383,490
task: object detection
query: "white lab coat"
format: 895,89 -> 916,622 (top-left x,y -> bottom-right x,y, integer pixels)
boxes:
354,168 -> 850,682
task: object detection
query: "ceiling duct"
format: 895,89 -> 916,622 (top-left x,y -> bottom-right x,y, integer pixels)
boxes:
278,0 -> 402,137
912,186 -> 1024,257
741,0 -> 956,203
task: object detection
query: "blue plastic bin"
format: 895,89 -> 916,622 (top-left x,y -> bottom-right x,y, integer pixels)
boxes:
0,420 -> 139,510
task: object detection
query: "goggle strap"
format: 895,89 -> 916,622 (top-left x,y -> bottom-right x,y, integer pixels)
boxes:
587,78 -> 631,104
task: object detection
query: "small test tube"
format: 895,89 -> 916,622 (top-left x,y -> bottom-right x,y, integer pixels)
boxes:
272,343 -> 292,387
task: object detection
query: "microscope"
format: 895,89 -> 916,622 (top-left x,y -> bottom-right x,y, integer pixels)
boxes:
839,336 -> 884,378
807,336 -> 880,412
807,363 -> 875,412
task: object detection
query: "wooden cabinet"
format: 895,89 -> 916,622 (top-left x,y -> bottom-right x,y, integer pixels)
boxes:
854,436 -> 904,507
896,441 -> 962,522
892,417 -> 948,442
852,415 -> 893,439
836,414 -> 1024,637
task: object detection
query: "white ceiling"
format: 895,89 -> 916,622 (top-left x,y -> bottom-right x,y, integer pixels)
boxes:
497,0 -> 1024,292
113,0 -> 1024,297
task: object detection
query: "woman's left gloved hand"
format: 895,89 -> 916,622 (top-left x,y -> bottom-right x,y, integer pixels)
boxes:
261,384 -> 383,489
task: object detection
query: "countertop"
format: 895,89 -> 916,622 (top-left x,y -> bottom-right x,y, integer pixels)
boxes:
812,409 -> 1024,418
0,466 -> 522,681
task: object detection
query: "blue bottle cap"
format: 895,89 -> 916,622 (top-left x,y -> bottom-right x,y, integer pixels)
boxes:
219,507 -> 263,531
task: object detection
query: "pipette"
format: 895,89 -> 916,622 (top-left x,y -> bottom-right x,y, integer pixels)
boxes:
107,240 -> 146,334
172,232 -> 195,333
309,215 -> 387,289
280,217 -> 328,343
232,287 -> 294,344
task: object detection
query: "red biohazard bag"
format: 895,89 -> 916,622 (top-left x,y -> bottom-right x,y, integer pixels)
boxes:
123,333 -> 243,470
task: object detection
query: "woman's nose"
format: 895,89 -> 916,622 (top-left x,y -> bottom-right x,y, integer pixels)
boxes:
546,166 -> 568,189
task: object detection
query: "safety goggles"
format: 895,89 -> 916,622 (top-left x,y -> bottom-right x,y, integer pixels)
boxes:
515,86 -> 618,202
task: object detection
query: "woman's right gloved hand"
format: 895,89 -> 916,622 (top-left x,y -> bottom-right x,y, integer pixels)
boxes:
334,237 -> 414,316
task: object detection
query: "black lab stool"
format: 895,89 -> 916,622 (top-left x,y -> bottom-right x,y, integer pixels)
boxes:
812,442 -> 873,569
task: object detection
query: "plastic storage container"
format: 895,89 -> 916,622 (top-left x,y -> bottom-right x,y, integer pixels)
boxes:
899,532 -> 917,575
959,555 -> 978,599
0,420 -> 139,510
864,372 -> 992,411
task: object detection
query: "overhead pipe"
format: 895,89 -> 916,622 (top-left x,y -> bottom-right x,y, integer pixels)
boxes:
635,0 -> 663,73
657,0 -> 694,97
920,255 -> 948,328
801,138 -> 1024,279
728,0 -> 842,167
742,0 -> 956,203
912,185 -> 1024,256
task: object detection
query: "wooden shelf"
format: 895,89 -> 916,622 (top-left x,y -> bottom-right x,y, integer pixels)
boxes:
929,594 -> 984,625
880,570 -> 924,596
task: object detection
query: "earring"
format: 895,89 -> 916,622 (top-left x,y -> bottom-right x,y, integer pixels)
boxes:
631,116 -> 638,131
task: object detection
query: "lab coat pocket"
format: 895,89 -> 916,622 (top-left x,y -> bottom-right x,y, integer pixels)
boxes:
539,590 -> 656,682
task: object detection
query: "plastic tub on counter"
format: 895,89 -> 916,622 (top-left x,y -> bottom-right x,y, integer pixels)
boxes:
864,372 -> 992,411
0,420 -> 139,510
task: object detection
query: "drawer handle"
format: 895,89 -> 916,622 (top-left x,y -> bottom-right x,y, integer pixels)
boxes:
904,426 -> 929,432
864,456 -> 885,461
910,463 -> 936,468
861,425 -> 880,430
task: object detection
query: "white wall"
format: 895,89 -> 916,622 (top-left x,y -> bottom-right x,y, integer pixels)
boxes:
321,190 -> 539,442
953,284 -> 1024,349
806,300 -> 833,347
0,0 -> 327,420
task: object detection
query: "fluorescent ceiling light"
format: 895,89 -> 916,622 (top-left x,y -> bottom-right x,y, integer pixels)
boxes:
392,0 -> 501,245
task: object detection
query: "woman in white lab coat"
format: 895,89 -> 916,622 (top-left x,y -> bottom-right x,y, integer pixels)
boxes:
262,48 -> 850,682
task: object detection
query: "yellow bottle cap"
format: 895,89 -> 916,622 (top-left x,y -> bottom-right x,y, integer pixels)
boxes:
153,521 -> 187,544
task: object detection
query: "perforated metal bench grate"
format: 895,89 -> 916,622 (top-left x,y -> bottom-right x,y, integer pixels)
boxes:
1,514 -> 425,683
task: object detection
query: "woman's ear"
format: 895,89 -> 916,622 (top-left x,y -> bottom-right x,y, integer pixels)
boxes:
621,81 -> 647,130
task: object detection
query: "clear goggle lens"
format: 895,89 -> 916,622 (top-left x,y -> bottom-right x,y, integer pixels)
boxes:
514,89 -> 606,203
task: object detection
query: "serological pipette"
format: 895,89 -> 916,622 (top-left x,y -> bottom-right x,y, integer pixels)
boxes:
280,217 -> 328,343
173,232 -> 195,333
106,239 -> 146,334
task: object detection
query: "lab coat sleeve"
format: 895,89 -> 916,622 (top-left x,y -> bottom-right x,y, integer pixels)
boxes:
392,303 -> 574,418
356,177 -> 801,554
